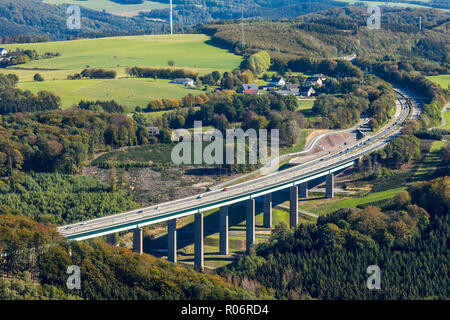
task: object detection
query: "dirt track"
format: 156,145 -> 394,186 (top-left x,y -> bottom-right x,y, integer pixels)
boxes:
290,131 -> 358,164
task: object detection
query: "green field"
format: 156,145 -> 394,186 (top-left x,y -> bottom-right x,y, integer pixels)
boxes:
414,140 -> 446,179
43,0 -> 168,16
427,75 -> 450,89
1,34 -> 242,110
3,34 -> 240,73
443,112 -> 450,130
297,99 -> 315,111
299,187 -> 406,215
19,78 -> 203,109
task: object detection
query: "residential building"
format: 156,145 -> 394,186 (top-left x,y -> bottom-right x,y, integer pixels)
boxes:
284,83 -> 300,95
299,86 -> 316,97
238,84 -> 259,94
147,127 -> 160,136
268,77 -> 285,87
170,78 -> 195,87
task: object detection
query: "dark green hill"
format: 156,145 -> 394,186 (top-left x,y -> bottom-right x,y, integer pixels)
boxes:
197,6 -> 450,64
0,0 -> 165,41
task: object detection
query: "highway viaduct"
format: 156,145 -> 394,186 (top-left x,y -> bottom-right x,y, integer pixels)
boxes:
58,88 -> 416,272
68,161 -> 352,272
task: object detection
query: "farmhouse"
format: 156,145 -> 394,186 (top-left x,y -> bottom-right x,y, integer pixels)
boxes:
170,78 -> 195,87
284,83 -> 300,95
299,86 -> 316,97
268,77 -> 285,87
238,84 -> 259,94
313,74 -> 327,81
147,127 -> 160,136
305,76 -> 323,87
0,48 -> 7,56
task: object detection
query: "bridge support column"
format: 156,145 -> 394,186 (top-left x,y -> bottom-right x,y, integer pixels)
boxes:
194,212 -> 204,272
106,233 -> 117,246
326,174 -> 334,198
299,182 -> 308,199
246,199 -> 255,252
133,228 -> 143,255
167,219 -> 177,263
290,186 -> 298,228
219,206 -> 229,255
263,193 -> 272,228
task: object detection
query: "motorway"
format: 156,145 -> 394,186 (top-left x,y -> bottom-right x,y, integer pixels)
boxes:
58,87 -> 416,240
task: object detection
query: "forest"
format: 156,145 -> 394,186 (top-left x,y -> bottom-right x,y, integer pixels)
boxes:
222,177 -> 449,299
198,6 -> 450,66
0,211 -> 266,300
143,0 -> 345,26
0,0 -> 167,41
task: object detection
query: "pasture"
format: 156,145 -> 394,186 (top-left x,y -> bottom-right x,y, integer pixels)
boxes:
1,34 -> 242,110
18,78 -> 203,109
427,74 -> 450,89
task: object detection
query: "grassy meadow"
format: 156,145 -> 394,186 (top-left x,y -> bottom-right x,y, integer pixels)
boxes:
19,78 -> 203,109
442,112 -> 450,130
1,34 -> 242,110
427,74 -> 450,89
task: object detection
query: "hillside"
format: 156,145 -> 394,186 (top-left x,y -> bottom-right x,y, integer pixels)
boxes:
198,6 -> 450,65
0,0 -> 165,41
1,34 -> 242,109
222,177 -> 450,299
0,212 -> 267,299
140,0 -> 346,25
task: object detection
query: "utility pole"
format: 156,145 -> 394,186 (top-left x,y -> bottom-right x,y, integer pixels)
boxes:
170,0 -> 173,35
239,0 -> 245,51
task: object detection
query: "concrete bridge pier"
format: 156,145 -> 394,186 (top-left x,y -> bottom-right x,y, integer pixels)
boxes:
133,228 -> 143,255
219,206 -> 229,255
326,174 -> 335,198
263,193 -> 272,228
299,182 -> 308,199
106,233 -> 117,246
194,212 -> 204,272
246,199 -> 255,252
167,219 -> 177,263
289,186 -> 299,228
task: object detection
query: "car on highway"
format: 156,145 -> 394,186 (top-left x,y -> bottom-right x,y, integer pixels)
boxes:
155,206 -> 160,210
65,226 -> 71,230
137,210 -> 143,214
79,222 -> 87,226
197,195 -> 203,199
223,188 -> 228,191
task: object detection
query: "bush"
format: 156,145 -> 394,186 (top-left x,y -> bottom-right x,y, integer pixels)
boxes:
33,73 -> 44,82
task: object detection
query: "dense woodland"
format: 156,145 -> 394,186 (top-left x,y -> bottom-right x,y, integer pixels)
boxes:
198,7 -> 450,65
0,212 -> 264,300
0,75 -> 151,176
223,177 -> 449,299
143,0 -> 345,26
0,0 -> 167,41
